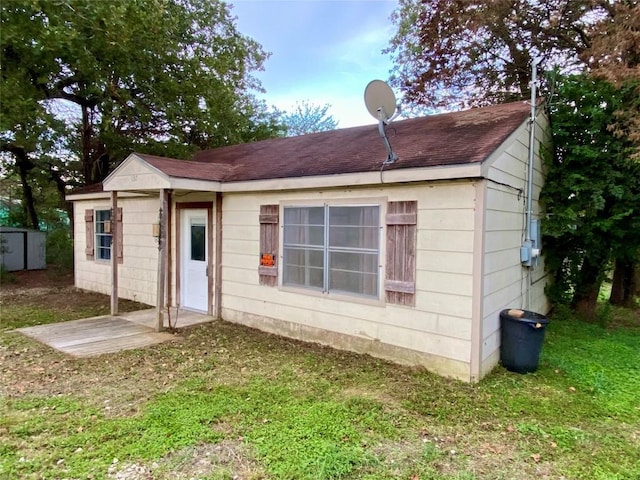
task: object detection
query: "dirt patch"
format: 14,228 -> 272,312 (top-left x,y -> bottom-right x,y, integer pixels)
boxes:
108,441 -> 266,480
1,266 -> 74,291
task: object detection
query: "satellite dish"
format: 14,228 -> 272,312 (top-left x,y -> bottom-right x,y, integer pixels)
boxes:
364,80 -> 401,165
364,80 -> 397,121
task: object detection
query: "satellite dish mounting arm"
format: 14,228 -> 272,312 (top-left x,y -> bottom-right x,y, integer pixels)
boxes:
377,106 -> 400,165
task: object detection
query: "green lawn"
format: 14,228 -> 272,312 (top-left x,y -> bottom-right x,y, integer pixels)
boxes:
1,288 -> 638,479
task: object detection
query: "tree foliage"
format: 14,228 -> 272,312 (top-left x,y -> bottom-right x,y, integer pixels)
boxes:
584,1 -> 640,147
386,0 -> 621,110
541,74 -> 640,317
277,101 -> 338,137
1,0 -> 284,227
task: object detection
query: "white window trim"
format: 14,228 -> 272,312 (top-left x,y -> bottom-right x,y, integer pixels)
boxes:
95,208 -> 112,262
280,200 -> 384,301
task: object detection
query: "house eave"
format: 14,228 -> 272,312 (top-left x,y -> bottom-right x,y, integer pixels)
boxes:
220,163 -> 483,193
65,191 -> 151,201
67,162 -> 484,199
101,177 -> 223,193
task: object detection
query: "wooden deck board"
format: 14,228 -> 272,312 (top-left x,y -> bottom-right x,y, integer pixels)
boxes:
61,332 -> 175,357
16,309 -> 213,357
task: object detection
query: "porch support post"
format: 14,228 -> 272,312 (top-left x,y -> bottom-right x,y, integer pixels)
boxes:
156,188 -> 168,332
110,191 -> 118,316
166,190 -> 173,309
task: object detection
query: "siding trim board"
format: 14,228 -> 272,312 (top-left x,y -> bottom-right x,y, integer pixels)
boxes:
470,180 -> 487,382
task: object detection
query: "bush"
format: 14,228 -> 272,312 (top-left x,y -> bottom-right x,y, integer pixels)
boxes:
0,264 -> 16,284
46,227 -> 73,272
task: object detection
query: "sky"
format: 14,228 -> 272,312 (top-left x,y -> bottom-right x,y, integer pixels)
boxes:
229,0 -> 399,128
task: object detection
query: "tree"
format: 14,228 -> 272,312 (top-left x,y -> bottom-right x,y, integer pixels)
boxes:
277,101 -> 338,137
540,74 -> 640,319
583,1 -> 640,306
1,0 -> 284,228
385,0 -> 613,110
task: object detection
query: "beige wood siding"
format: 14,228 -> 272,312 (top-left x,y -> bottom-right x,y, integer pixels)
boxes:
220,181 -> 476,380
481,112 -> 550,371
74,196 -> 160,306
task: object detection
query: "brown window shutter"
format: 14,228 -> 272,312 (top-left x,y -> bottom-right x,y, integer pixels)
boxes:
259,205 -> 279,286
116,207 -> 123,264
84,209 -> 94,259
385,201 -> 417,306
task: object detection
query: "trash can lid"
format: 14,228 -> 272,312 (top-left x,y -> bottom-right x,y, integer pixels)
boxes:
500,309 -> 549,325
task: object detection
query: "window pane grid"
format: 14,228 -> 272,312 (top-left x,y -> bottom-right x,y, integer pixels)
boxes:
95,209 -> 112,261
328,246 -> 379,254
283,205 -> 380,298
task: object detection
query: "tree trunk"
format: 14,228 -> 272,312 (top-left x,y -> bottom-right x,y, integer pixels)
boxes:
81,105 -> 110,185
609,258 -> 635,306
49,166 -> 73,227
572,256 -> 606,321
81,105 -> 95,185
632,262 -> 640,300
16,152 -> 40,230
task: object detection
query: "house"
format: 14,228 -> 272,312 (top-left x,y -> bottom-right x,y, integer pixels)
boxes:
66,100 -> 549,382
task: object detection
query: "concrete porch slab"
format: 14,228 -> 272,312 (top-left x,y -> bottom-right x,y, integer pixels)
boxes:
16,309 -> 213,357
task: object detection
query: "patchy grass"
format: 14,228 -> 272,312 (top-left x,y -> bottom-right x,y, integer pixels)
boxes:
1,282 -> 639,479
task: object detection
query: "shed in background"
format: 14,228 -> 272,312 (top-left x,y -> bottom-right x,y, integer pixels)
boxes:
0,227 -> 46,271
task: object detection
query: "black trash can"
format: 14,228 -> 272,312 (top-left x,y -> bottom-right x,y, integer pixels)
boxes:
500,309 -> 549,374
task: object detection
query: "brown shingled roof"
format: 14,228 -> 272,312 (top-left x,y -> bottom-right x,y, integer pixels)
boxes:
135,153 -> 232,182
188,100 -> 531,182
69,183 -> 104,195
74,100 -> 532,195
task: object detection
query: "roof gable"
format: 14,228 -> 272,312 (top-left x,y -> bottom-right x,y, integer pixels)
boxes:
103,154 -> 172,191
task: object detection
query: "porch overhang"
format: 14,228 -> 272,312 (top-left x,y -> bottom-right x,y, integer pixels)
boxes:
102,153 -> 222,193
68,153 -> 490,203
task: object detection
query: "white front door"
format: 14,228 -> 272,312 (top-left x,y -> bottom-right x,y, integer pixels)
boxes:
181,209 -> 208,312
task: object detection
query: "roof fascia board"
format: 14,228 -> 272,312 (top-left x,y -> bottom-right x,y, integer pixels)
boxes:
220,163 -> 483,193
67,164 -> 481,200
65,191 -> 150,201
480,110 -> 545,177
170,178 -> 222,192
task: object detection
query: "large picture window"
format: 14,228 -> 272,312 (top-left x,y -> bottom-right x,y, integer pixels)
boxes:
95,209 -> 112,261
283,204 -> 380,298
